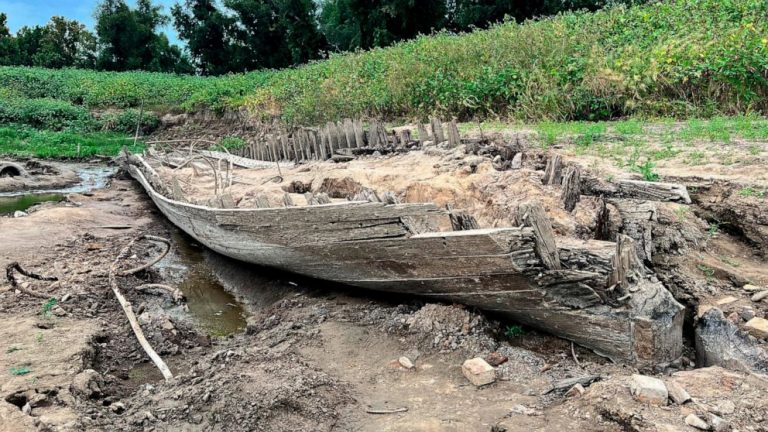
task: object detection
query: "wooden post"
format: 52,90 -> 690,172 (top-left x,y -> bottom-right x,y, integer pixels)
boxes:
517,202 -> 561,270
561,165 -> 582,212
353,120 -> 365,148
447,118 -> 461,147
430,117 -> 445,144
417,123 -> 429,146
543,154 -> 563,185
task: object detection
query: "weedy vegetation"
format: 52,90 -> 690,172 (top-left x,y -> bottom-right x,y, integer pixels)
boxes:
9,366 -> 31,376
504,325 -> 525,338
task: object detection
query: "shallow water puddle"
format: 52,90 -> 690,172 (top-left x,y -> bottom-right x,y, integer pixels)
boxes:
159,230 -> 248,337
0,193 -> 65,214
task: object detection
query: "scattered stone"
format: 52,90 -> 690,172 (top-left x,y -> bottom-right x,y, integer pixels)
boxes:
743,284 -> 763,292
685,414 -> 710,430
60,293 -> 72,302
52,305 -> 67,317
111,402 -> 126,414
462,357 -> 495,387
629,374 -> 668,405
716,296 -> 738,305
739,307 -> 755,321
398,356 -> 414,370
726,312 -> 740,325
666,381 -> 690,405
71,369 -> 103,399
695,307 -> 768,370
750,290 -> 768,302
21,402 -> 31,415
744,317 -> 768,339
697,305 -> 714,318
712,400 -> 735,416
510,153 -> 523,170
13,211 -> 28,218
565,383 -> 585,398
509,404 -> 542,416
706,413 -> 729,432
484,352 -> 508,367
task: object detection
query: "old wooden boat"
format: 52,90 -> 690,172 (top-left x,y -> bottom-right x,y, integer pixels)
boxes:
123,152 -> 684,365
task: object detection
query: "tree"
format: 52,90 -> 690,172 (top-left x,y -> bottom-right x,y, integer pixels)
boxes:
95,0 -> 192,73
34,17 -> 97,68
0,13 -> 19,65
319,0 -> 446,51
172,0 -> 238,75
225,0 -> 326,69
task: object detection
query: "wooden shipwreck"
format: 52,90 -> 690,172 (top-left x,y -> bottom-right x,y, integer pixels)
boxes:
123,152 -> 684,365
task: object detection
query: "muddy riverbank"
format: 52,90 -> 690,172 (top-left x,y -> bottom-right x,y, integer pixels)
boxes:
1,154 -> 767,431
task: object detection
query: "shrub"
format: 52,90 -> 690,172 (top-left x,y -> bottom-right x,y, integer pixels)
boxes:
0,98 -> 92,130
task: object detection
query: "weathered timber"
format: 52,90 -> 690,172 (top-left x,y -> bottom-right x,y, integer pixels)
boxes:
583,176 -> 692,203
609,199 -> 656,262
282,193 -> 295,207
510,153 -> 523,170
446,119 -> 461,147
123,153 -> 684,365
516,202 -> 560,270
543,154 -> 563,185
448,208 -> 480,231
417,123 -> 430,145
561,166 -> 581,212
430,118 -> 445,143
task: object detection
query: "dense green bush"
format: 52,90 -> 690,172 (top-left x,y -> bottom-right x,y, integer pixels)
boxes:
0,98 -> 92,130
98,109 -> 161,134
1,0 -> 766,124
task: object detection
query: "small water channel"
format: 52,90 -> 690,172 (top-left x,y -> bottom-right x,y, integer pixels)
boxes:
0,165 -> 116,215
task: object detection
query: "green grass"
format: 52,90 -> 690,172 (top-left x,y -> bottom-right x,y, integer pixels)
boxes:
9,366 -> 31,376
0,127 -> 144,158
504,325 -> 525,338
2,0 -> 768,125
40,298 -> 56,317
6,346 -> 22,354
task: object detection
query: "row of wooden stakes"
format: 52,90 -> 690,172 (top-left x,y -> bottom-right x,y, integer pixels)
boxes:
234,118 -> 464,162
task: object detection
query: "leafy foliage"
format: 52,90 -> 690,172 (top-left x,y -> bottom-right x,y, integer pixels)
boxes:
0,127 -> 144,158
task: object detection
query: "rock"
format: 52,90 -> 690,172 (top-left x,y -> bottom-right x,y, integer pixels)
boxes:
71,369 -> 103,399
462,357 -> 495,387
52,305 -> 67,317
13,211 -> 28,218
695,308 -> 768,371
666,381 -> 690,405
509,404 -> 541,416
712,400 -> 735,416
685,414 -> 710,430
716,296 -> 738,305
743,284 -> 763,292
706,413 -> 729,432
60,293 -> 72,302
565,383 -> 585,398
510,153 -> 523,169
744,317 -> 768,339
398,356 -> 414,370
111,402 -> 126,414
726,312 -> 740,325
750,290 -> 768,302
629,374 -> 668,405
21,402 -> 31,415
484,352 -> 508,367
738,307 -> 755,321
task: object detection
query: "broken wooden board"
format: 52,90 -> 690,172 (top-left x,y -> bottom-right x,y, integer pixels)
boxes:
123,152 -> 684,365
583,176 -> 692,204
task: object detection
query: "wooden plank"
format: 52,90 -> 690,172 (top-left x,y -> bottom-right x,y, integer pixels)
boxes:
517,201 -> 560,270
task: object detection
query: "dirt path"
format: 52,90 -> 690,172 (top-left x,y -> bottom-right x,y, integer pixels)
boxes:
1,160 -> 766,431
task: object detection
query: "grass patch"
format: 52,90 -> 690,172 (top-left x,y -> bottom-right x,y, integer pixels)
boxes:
40,298 -> 57,317
504,325 -> 525,338
6,346 -> 22,354
738,187 -> 766,198
9,366 -> 31,376
0,127 -> 144,158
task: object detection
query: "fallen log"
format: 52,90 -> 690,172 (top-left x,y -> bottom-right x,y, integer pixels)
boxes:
583,176 -> 692,203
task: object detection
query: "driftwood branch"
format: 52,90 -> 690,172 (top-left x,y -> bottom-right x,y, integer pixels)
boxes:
5,262 -> 58,299
119,235 -> 171,276
110,236 -> 174,381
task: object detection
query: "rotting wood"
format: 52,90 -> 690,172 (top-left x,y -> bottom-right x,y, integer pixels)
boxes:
609,199 -> 656,262
516,202 -> 560,270
543,154 -> 563,185
448,208 -> 480,231
561,165 -> 582,212
304,192 -> 320,206
122,153 -> 686,365
254,194 -> 271,208
582,176 -> 692,203
446,119 -> 461,147
430,117 -> 445,143
609,234 -> 642,291
417,123 -> 430,146
510,153 -> 523,170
